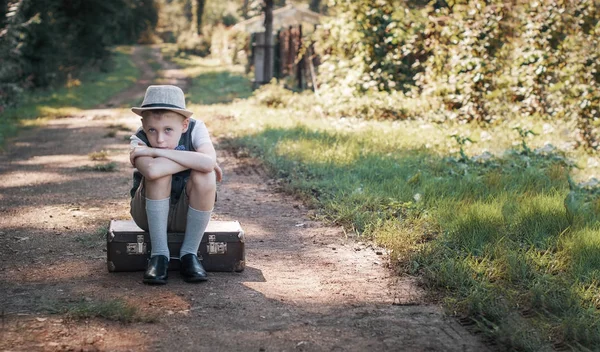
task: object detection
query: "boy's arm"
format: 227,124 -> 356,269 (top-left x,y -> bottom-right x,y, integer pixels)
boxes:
131,143 -> 217,180
134,156 -> 189,180
135,155 -> 223,181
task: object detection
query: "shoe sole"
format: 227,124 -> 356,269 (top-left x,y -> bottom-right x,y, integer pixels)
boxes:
143,278 -> 168,285
182,276 -> 208,283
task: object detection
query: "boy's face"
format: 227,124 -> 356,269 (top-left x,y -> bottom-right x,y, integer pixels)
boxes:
141,111 -> 189,149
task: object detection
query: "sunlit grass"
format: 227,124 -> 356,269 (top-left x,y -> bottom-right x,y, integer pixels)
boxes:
199,92 -> 600,350
565,228 -> 600,284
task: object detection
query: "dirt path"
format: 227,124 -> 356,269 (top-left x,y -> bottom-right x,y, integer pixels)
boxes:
0,46 -> 491,351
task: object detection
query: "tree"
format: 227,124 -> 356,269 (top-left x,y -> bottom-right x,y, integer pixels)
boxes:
196,0 -> 205,35
0,0 -> 7,28
263,0 -> 273,82
0,0 -> 158,89
242,0 -> 249,18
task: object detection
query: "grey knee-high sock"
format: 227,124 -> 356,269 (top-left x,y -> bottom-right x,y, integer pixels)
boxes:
180,206 -> 211,258
146,197 -> 170,259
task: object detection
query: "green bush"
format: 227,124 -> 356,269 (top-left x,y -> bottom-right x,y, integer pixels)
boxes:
0,83 -> 23,110
414,0 -> 506,123
221,12 -> 238,27
315,0 -> 600,149
315,0 -> 427,95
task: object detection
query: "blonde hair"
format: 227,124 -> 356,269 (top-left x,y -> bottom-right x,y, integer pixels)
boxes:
141,109 -> 187,120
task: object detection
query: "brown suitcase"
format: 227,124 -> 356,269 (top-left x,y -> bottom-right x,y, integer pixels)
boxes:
106,220 -> 245,272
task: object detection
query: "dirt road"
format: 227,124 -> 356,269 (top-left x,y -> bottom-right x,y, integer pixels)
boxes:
0,46 -> 491,351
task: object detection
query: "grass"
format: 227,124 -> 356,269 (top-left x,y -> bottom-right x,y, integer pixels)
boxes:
88,150 -> 109,161
65,300 -> 153,323
173,57 -> 600,350
0,46 -> 139,148
78,162 -> 118,172
75,225 -> 108,248
44,298 -> 156,323
220,118 -> 600,349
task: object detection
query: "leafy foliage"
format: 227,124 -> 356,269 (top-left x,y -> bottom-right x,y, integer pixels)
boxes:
316,0 -> 427,95
156,0 -> 241,57
316,0 -> 600,150
415,0 -> 505,123
0,0 -> 158,107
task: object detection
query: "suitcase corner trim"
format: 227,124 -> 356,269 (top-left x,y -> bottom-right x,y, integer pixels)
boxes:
234,260 -> 245,272
107,220 -> 116,243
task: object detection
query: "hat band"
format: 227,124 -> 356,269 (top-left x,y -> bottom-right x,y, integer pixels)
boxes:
141,103 -> 185,109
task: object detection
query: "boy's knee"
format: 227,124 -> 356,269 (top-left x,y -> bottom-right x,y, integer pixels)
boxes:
144,175 -> 172,189
189,170 -> 216,192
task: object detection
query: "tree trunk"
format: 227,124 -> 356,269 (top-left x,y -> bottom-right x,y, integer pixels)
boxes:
242,0 -> 249,19
309,0 -> 320,12
196,0 -> 205,35
297,24 -> 303,90
263,0 -> 274,83
0,0 -> 7,28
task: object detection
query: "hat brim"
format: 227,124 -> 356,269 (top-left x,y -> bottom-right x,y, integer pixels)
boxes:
131,107 -> 193,118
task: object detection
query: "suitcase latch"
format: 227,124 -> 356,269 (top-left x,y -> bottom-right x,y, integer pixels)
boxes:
207,235 -> 227,254
127,235 -> 147,255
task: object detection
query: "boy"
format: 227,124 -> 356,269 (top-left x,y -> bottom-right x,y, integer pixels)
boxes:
129,85 -> 222,285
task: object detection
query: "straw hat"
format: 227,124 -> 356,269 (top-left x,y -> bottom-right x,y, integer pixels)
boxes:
131,85 -> 193,118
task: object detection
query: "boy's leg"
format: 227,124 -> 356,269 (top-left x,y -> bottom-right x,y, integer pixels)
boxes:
180,170 -> 216,257
131,175 -> 172,285
177,170 -> 216,282
144,176 -> 172,259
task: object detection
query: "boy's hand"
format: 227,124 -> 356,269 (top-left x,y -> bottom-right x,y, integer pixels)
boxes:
130,143 -> 153,166
215,164 -> 223,182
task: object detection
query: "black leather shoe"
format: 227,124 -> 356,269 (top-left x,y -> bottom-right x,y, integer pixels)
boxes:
180,254 -> 208,282
143,255 -> 169,285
